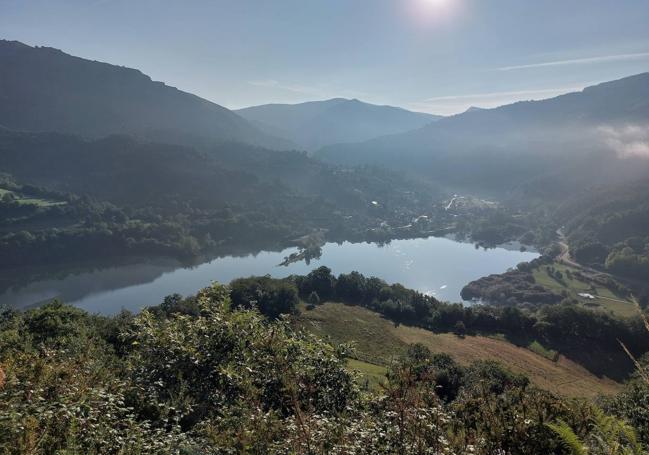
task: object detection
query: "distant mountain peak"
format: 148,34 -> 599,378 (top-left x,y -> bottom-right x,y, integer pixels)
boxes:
316,71 -> 649,193
236,98 -> 441,150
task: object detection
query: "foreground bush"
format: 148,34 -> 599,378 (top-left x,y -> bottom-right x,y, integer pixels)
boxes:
0,284 -> 647,453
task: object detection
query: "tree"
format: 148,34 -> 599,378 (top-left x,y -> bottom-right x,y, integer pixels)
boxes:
336,271 -> 366,302
573,240 -> 609,265
300,266 -> 337,301
430,353 -> 465,402
230,276 -> 299,319
453,320 -> 467,338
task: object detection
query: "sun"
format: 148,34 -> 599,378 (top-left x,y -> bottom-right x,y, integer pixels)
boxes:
418,0 -> 452,9
410,0 -> 457,22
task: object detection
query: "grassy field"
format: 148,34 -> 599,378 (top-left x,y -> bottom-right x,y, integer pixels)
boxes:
532,262 -> 637,318
0,187 -> 66,207
296,302 -> 622,398
346,359 -> 388,391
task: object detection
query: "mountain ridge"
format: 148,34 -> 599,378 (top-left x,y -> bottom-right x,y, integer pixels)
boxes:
236,97 -> 441,150
0,40 -> 294,150
316,72 -> 649,193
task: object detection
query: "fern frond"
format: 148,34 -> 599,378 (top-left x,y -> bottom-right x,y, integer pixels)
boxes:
547,420 -> 588,455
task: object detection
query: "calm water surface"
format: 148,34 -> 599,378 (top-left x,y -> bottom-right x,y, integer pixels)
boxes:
1,237 -> 538,314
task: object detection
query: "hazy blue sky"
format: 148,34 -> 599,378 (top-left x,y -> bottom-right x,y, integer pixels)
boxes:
2,0 -> 649,114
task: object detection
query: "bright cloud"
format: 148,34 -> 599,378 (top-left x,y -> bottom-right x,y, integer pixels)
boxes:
599,124 -> 649,158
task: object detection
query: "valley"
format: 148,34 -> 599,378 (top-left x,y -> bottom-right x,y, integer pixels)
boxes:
2,14 -> 649,452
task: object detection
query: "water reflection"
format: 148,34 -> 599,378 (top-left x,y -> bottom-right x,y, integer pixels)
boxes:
0,237 -> 538,314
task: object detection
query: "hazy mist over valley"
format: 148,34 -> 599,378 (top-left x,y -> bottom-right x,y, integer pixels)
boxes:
1,1 -> 649,453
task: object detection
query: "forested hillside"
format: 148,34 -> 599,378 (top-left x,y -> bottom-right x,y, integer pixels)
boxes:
0,40 -> 292,150
557,180 -> 649,281
317,73 -> 649,195
0,129 -> 442,268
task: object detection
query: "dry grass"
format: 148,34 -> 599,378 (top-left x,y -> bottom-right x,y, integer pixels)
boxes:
297,302 -> 622,398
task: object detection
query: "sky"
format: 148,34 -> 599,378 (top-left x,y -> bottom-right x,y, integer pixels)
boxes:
1,0 -> 649,115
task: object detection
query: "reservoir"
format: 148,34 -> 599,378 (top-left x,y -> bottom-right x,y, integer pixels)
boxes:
1,236 -> 538,314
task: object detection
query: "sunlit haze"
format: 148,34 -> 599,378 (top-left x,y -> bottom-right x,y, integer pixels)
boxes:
3,1 -> 649,450
2,0 -> 649,114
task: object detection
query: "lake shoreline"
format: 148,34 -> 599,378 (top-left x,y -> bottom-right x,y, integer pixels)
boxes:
1,236 -> 538,314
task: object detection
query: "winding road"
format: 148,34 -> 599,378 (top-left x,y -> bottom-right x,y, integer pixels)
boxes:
556,229 -> 643,304
556,229 -> 605,276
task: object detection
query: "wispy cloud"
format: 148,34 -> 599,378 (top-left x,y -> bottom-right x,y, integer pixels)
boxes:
423,87 -> 583,102
247,79 -> 318,95
410,85 -> 586,115
497,52 -> 649,71
599,124 -> 649,158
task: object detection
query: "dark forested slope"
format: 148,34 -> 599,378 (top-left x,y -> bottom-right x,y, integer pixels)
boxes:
0,40 -> 292,149
0,129 -> 442,268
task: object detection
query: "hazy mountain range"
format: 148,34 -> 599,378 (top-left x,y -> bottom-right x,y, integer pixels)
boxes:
236,98 -> 441,151
316,73 -> 649,194
2,39 -> 649,199
0,40 -> 440,152
0,40 -> 292,150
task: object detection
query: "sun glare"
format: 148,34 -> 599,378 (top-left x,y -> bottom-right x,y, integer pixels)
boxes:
419,0 -> 452,10
423,0 -> 449,6
409,0 -> 458,26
